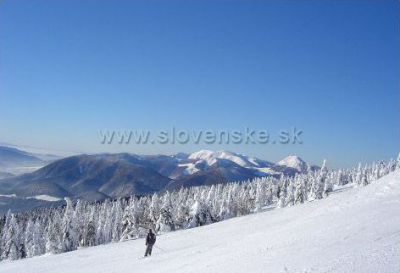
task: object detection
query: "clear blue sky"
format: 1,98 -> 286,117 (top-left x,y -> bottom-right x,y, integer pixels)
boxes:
1,1 -> 399,167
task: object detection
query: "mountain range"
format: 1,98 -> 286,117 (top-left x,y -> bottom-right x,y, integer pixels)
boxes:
0,147 -> 318,213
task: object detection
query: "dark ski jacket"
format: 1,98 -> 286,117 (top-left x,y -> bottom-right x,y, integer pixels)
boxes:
146,232 -> 156,245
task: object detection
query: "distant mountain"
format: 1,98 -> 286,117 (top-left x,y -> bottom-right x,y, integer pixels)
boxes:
0,154 -> 171,201
0,171 -> 14,179
0,145 -> 63,176
276,155 -> 321,174
166,157 -> 259,190
188,150 -> 273,168
0,143 -> 68,161
277,155 -> 308,173
0,146 -> 43,168
0,150 -> 317,212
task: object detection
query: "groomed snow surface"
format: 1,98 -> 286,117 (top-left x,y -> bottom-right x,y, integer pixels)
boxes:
2,171 -> 400,273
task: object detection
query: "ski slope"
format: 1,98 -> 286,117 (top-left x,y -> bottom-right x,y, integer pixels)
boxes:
2,171 -> 400,273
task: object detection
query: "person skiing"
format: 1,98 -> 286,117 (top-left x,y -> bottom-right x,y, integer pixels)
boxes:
144,229 -> 156,257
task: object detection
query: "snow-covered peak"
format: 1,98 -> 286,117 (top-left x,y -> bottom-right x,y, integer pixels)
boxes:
188,150 -> 254,168
188,150 -> 218,166
188,150 -> 215,161
277,155 -> 308,172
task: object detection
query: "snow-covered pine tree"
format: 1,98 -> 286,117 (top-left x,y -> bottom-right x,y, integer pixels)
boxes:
46,215 -> 62,254
277,178 -> 288,208
174,198 -> 191,229
74,199 -> 87,247
355,163 -> 363,186
294,176 -> 306,204
285,178 -> 295,206
1,213 -> 22,260
111,199 -> 124,242
120,203 -> 137,241
34,219 -> 45,255
237,185 -> 252,216
101,200 -> 113,244
218,187 -> 235,220
205,185 -> 219,221
0,210 -> 12,260
335,169 -> 344,186
361,164 -> 369,186
308,160 -> 327,200
255,180 -> 267,212
61,197 -> 78,252
320,160 -> 333,197
24,218 -> 35,258
148,193 -> 161,225
187,198 -> 212,228
156,192 -> 175,233
95,202 -> 107,245
83,206 -> 97,247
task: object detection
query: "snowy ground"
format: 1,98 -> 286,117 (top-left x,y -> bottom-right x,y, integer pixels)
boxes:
2,171 -> 400,273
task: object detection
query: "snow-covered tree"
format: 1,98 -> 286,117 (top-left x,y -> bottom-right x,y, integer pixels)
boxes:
83,207 -> 97,247
156,192 -> 175,233
120,204 -> 137,241
61,198 -> 78,252
285,179 -> 295,206
45,218 -> 62,254
24,218 -> 36,258
277,179 -> 288,208
255,181 -> 267,212
294,176 -> 306,204
1,214 -> 22,260
111,200 -> 124,242
174,199 -> 191,229
187,199 -> 212,228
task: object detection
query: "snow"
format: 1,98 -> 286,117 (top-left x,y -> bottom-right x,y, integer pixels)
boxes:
0,194 -> 60,201
0,194 -> 17,198
247,156 -> 262,167
277,155 -> 308,172
27,195 -> 61,202
188,150 -> 253,167
177,163 -> 200,175
2,171 -> 400,273
252,167 -> 281,176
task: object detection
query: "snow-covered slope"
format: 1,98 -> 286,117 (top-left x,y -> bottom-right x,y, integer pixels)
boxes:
3,171 -> 400,273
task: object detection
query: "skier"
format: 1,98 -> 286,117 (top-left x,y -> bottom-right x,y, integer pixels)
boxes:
144,229 -> 156,257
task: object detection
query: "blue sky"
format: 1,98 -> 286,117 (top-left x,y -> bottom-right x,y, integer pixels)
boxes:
1,1 -> 399,167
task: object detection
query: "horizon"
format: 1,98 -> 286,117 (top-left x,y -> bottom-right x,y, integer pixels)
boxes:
1,1 -> 399,168
0,141 -> 396,170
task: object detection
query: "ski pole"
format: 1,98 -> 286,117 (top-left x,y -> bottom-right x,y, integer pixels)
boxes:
154,245 -> 166,252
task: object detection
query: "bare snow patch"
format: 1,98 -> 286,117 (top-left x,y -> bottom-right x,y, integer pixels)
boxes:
0,194 -> 17,198
178,163 -> 200,175
26,195 -> 61,202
